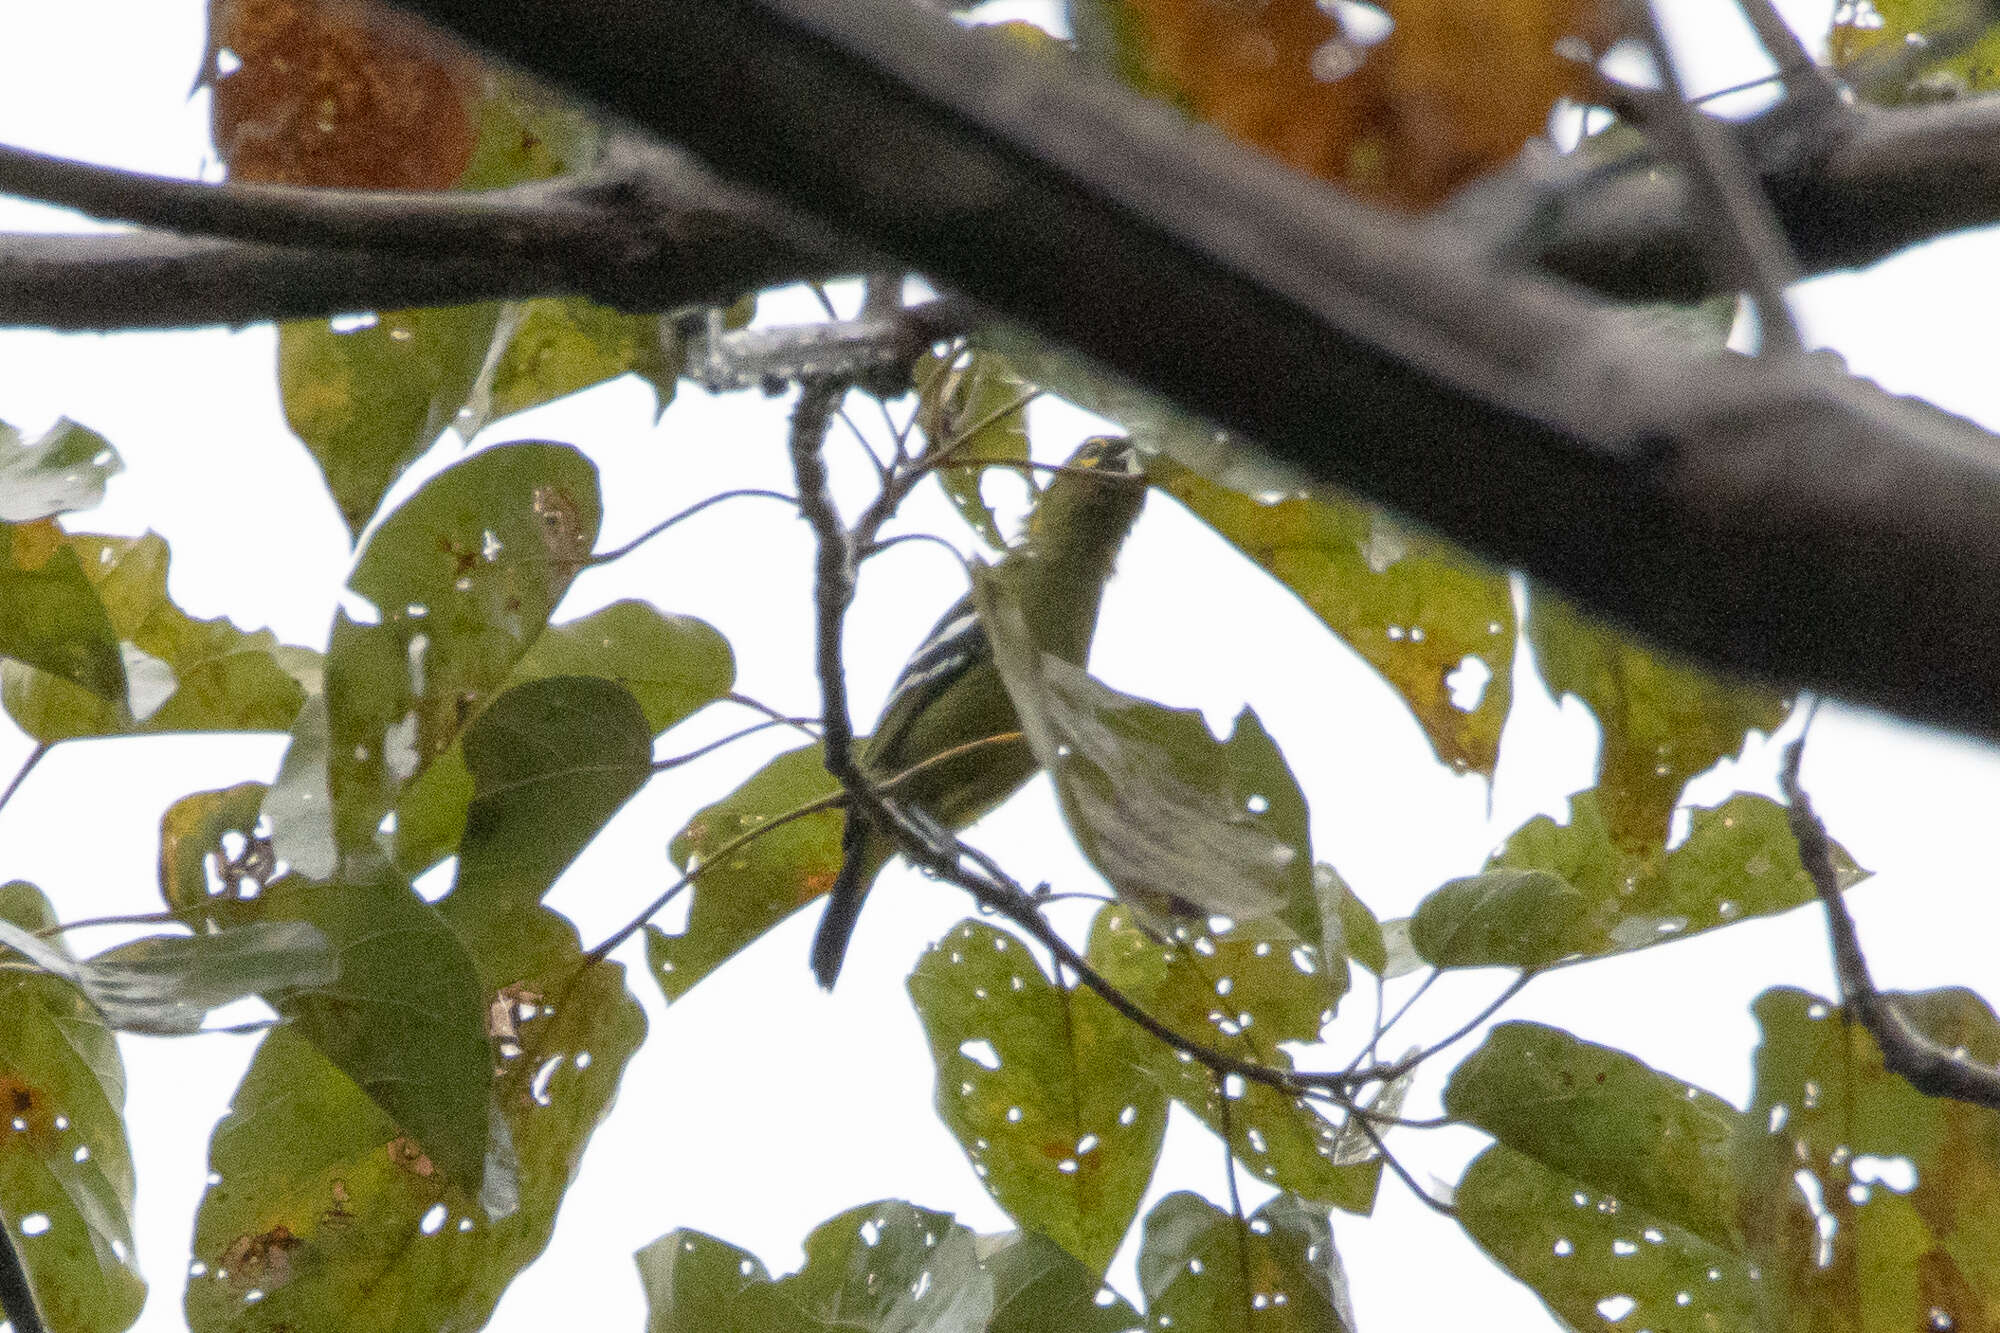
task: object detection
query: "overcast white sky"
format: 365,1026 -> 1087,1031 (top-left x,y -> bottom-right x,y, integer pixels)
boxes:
10,1 -> 2000,1330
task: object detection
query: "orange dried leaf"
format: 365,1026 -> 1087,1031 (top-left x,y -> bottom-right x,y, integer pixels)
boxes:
1110,0 -> 1611,208
206,0 -> 477,188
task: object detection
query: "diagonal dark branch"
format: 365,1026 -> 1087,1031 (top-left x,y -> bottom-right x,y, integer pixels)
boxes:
1781,736 -> 2000,1109
372,0 -> 2000,747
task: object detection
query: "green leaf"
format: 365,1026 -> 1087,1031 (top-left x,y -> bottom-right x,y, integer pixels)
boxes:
0,882 -> 145,1333
1526,591 -> 1791,851
0,418 -> 122,521
1319,865 -> 1385,977
637,1230 -> 774,1333
982,1230 -> 1141,1333
745,1200 -> 994,1332
0,918 -> 335,1036
646,742 -> 845,1002
1831,0 -> 2000,99
1444,1022 -> 1746,1247
1412,791 -> 1867,970
1137,1191 -> 1356,1332
0,520 -> 125,703
314,441 -> 600,868
908,919 -> 1166,1276
187,713 -> 649,1333
977,562 -> 1297,925
243,870 -> 492,1188
1152,455 -> 1514,776
1411,868 -> 1596,970
2,531 -> 310,742
187,935 -> 641,1333
460,299 -> 678,438
1455,1144 -> 1760,1333
1088,906 -> 1379,1213
392,600 -> 732,876
454,71 -> 602,191
279,305 -> 505,537
917,348 -> 1034,547
1738,986 -> 2000,1333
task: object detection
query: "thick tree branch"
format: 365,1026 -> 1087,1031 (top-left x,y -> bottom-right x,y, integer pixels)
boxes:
0,137 -> 854,328
357,0 -> 2000,744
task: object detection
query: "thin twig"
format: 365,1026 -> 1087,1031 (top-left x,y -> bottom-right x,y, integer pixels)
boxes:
587,489 -> 799,567
1781,734 -> 2000,1108
1347,1108 -> 1459,1219
1635,0 -> 1805,354
34,909 -> 182,938
1354,969 -> 1437,1071
0,742 -> 50,821
722,692 -> 822,739
1734,0 -> 1843,114
652,718 -> 805,771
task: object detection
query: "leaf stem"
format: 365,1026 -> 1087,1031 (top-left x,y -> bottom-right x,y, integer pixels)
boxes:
0,742 -> 51,821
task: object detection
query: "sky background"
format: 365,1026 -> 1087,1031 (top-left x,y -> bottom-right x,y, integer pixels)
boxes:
10,0 -> 2000,1329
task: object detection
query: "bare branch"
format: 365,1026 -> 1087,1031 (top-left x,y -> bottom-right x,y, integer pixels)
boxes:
1782,735 -> 2000,1109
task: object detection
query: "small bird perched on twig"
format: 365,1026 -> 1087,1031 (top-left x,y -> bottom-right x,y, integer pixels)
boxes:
812,436 -> 1147,989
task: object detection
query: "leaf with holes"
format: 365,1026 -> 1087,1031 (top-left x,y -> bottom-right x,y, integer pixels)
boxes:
636,1229 -> 775,1333
0,418 -> 121,522
917,348 -> 1035,548
2,531 -> 312,742
977,563 -> 1296,926
1456,1143 -> 1760,1333
393,600 -> 732,876
908,919 -> 1166,1276
1527,590 -> 1792,852
1152,457 -> 1514,775
187,717 -> 648,1333
158,783 -> 272,923
741,1200 -> 993,1332
1444,1022 -> 1747,1247
1088,905 -> 1378,1214
646,742 -> 846,1002
1738,986 -> 2000,1333
1137,1191 -> 1355,1331
0,882 -> 145,1333
1413,791 -> 1867,970
982,1229 -> 1142,1333
0,520 -> 125,705
0,917 -> 335,1037
309,442 -> 600,868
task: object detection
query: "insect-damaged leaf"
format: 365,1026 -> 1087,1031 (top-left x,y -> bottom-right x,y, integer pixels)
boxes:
982,1229 -> 1142,1333
296,442 -> 599,871
0,882 -> 145,1333
916,348 -> 1035,548
1151,457 -> 1513,776
908,919 -> 1166,1276
2,530 -> 311,742
392,600 -> 732,876
646,742 -> 846,1002
1410,791 -> 1865,969
637,1229 -> 774,1333
187,676 -> 649,1333
0,418 -> 122,522
973,561 -> 1295,926
750,1200 -> 994,1331
1527,590 -> 1792,853
1087,906 -> 1378,1214
1455,1144 -> 1760,1333
1738,986 -> 2000,1333
1137,1191 -> 1356,1331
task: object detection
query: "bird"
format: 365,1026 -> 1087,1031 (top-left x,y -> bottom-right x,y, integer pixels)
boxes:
811,435 -> 1147,989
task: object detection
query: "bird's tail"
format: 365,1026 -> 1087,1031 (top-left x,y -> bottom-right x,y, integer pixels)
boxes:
811,812 -> 875,989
